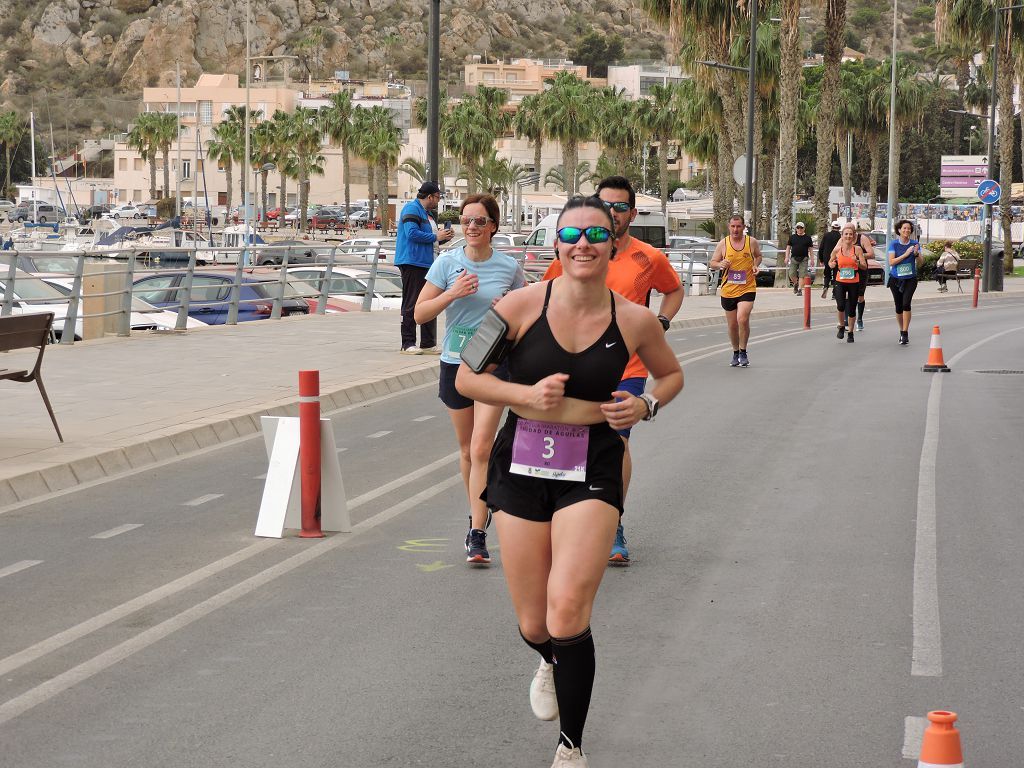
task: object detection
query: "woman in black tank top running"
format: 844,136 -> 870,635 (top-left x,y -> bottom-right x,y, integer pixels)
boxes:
456,196 -> 683,768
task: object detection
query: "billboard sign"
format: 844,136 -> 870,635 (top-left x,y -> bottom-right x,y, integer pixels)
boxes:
940,154 -> 988,199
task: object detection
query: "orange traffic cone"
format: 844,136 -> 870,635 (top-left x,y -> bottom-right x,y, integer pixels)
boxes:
918,710 -> 964,768
922,325 -> 951,372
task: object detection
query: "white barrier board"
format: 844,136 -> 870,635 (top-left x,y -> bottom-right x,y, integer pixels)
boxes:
255,416 -> 350,538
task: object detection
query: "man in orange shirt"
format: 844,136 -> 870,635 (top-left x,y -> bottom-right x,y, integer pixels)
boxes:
543,176 -> 683,565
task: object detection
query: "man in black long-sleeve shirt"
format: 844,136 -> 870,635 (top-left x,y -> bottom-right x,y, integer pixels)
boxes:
818,221 -> 842,298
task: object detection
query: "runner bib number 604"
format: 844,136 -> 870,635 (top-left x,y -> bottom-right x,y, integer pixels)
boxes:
510,419 -> 589,481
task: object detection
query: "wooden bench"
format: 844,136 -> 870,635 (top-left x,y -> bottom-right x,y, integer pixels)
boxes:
0,313 -> 63,441
940,257 -> 978,293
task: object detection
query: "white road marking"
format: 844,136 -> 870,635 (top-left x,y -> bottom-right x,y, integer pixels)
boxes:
912,377 -> 943,677
336,447 -> 348,453
90,524 -> 143,540
0,451 -> 460,682
367,430 -> 392,439
413,415 -> 435,422
0,560 -> 43,580
902,716 -> 927,759
0,474 -> 462,726
182,494 -> 224,507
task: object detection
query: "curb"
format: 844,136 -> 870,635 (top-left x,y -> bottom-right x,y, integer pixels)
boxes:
0,361 -> 440,511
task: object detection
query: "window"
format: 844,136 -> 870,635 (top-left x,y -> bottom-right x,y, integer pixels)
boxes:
133,275 -> 177,304
133,190 -> 142,201
483,72 -> 495,82
118,189 -> 127,200
118,158 -> 127,171
199,100 -> 213,125
181,160 -> 191,179
506,73 -> 518,82
189,276 -> 230,304
134,158 -> 143,171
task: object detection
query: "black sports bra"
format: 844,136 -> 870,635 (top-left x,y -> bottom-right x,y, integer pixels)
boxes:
507,280 -> 630,402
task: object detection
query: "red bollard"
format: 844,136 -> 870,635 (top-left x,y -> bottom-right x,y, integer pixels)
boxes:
298,370 -> 324,538
803,275 -> 812,329
972,267 -> 980,308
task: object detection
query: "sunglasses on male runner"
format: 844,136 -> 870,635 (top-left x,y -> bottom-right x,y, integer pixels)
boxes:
556,226 -> 613,245
601,201 -> 632,213
459,215 -> 494,227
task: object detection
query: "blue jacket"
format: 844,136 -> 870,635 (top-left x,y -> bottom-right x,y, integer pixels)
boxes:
395,198 -> 438,268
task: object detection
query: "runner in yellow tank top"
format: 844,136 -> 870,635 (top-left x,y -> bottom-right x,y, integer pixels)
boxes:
710,215 -> 763,367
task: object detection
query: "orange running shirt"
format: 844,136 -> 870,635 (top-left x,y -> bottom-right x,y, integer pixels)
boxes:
542,238 -> 681,380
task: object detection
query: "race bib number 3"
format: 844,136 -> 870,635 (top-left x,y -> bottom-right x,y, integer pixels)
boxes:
838,267 -> 856,280
510,419 -> 589,481
448,324 -> 476,354
894,261 -> 914,278
727,269 -> 748,284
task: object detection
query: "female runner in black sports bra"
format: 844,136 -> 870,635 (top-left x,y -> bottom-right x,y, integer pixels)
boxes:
456,196 -> 683,768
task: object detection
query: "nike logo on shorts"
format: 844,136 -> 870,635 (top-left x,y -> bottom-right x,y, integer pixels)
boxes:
589,485 -> 603,491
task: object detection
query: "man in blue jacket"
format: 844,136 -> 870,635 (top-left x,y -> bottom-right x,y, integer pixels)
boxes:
395,181 -> 453,353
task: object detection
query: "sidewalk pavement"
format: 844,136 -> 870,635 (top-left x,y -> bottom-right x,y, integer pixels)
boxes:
3,279 -> 1021,509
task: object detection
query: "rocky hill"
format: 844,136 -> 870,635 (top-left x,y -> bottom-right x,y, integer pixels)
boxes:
0,0 -> 941,145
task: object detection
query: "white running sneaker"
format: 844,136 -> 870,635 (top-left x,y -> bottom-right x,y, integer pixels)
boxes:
418,346 -> 441,355
400,345 -> 423,355
530,659 -> 558,720
550,743 -> 588,767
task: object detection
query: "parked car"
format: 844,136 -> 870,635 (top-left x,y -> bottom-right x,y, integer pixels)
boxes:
285,266 -> 403,310
9,203 -> 61,223
41,277 -> 208,331
251,240 -> 333,266
346,209 -> 375,226
79,204 -> 112,220
10,253 -> 112,273
131,272 -> 310,324
310,207 -> 350,229
0,199 -> 15,220
337,237 -> 395,261
105,204 -> 144,219
668,234 -> 714,249
0,270 -> 81,340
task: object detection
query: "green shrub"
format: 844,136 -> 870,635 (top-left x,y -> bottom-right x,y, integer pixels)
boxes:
850,8 -> 881,27
437,208 -> 461,225
922,240 -> 982,279
912,5 -> 936,22
699,219 -> 716,238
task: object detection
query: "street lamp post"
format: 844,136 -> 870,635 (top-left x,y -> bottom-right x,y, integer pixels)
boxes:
884,0 -> 899,282
426,0 -> 440,186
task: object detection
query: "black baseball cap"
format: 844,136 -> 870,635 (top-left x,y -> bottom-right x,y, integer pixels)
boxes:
417,181 -> 441,196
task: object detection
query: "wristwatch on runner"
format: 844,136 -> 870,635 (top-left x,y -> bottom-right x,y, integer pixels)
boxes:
657,315 -> 671,332
638,393 -> 659,421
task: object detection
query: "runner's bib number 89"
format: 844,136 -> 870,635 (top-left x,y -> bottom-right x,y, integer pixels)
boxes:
510,419 -> 589,482
727,269 -> 748,284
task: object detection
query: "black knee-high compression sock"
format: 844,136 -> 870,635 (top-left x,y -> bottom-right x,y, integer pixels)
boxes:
857,301 -> 865,322
551,627 -> 595,751
519,627 -> 553,664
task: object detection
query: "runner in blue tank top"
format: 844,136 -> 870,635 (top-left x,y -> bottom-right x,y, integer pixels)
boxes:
887,219 -> 922,345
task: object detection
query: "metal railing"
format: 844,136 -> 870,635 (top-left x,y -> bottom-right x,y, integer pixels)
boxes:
0,242 -> 394,344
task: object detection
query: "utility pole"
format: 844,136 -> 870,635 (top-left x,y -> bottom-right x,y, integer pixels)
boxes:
884,0 -> 898,283
176,61 -> 182,218
426,0 -> 440,187
743,0 -> 758,232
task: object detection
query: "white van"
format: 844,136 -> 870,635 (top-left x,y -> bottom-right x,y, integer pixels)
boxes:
524,210 -> 668,252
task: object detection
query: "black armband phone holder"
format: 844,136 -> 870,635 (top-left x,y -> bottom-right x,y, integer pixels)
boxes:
460,308 -> 513,373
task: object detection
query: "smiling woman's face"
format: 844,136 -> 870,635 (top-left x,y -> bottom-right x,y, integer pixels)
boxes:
556,205 -> 614,279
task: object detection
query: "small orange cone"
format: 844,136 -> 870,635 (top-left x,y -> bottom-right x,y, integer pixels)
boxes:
918,710 -> 964,767
922,325 -> 951,372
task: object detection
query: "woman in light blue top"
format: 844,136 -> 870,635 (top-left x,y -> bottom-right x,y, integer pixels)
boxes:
887,219 -> 922,345
415,193 -> 526,565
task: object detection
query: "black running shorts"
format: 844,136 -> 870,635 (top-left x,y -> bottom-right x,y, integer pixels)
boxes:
720,292 -> 756,312
483,412 -> 625,522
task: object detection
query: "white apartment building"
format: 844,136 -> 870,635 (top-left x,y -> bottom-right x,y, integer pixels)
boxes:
606,63 -> 689,99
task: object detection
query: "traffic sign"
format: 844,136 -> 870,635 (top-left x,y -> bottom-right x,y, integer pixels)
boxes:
732,154 -> 756,186
977,179 -> 1001,205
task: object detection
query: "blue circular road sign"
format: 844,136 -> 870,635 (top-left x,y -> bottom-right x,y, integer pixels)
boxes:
977,179 -> 1001,204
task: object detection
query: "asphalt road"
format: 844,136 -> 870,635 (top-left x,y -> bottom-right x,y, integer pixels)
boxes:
1,295 -> 1022,767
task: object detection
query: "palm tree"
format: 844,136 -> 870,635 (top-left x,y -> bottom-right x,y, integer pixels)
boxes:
869,59 -> 927,220
640,83 -> 683,214
0,110 -> 26,200
252,119 -> 277,220
267,109 -> 295,217
776,0 -> 804,246
288,107 -> 325,232
207,115 -> 243,222
321,90 -> 356,218
544,161 -> 598,193
812,0 -> 848,235
127,112 -> 160,201
512,93 -> 545,191
851,63 -> 889,226
593,87 -> 639,176
148,112 -> 179,199
440,100 -> 495,195
536,72 -> 597,195
354,106 -> 401,231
